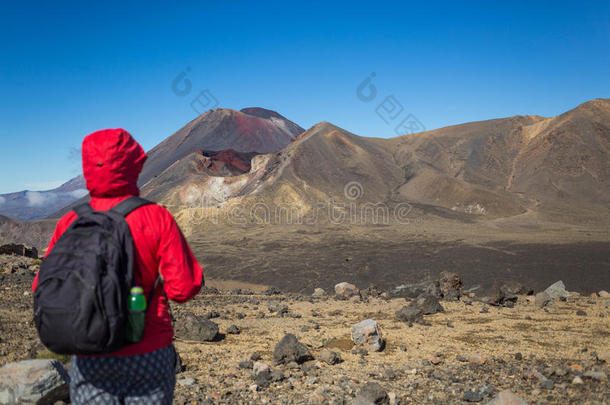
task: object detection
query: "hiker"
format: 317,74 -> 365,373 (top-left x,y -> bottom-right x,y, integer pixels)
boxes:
32,128 -> 203,404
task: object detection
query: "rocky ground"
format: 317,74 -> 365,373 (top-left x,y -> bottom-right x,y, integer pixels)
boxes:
0,255 -> 609,404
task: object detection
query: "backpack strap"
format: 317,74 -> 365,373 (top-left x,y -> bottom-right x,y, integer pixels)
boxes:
73,203 -> 94,217
148,275 -> 163,305
110,196 -> 154,218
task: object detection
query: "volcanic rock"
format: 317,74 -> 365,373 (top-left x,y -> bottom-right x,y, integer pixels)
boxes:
438,271 -> 462,298
318,349 -> 342,365
0,244 -> 38,259
395,305 -> 424,325
0,359 -> 70,404
351,319 -> 384,352
335,282 -> 360,300
544,281 -> 569,299
413,294 -> 445,315
352,382 -> 389,405
175,313 -> 219,342
272,334 -> 313,365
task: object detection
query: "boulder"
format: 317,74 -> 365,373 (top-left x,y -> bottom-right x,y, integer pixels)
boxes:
413,294 -> 444,315
544,281 -> 569,299
312,288 -> 327,297
0,244 -> 38,259
351,319 -> 384,352
490,284 -> 519,307
438,271 -> 462,298
335,282 -> 360,299
273,334 -> 313,365
599,290 -> 610,298
0,359 -> 70,404
395,305 -> 423,325
267,302 -> 289,315
174,313 -> 219,342
352,382 -> 389,405
318,349 -> 342,365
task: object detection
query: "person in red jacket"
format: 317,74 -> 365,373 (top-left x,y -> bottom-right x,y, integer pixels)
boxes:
32,128 -> 203,404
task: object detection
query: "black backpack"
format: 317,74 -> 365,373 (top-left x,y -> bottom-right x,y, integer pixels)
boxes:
34,196 -> 154,355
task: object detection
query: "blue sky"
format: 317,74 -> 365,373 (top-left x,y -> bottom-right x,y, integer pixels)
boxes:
1,1 -> 608,193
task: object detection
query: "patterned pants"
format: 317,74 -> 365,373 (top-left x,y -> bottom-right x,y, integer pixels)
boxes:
70,345 -> 176,404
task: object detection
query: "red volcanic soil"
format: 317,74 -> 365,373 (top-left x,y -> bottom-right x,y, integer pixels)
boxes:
200,149 -> 259,177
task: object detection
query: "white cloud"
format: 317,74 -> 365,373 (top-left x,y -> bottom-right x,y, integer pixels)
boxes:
26,191 -> 52,207
70,189 -> 89,198
25,189 -> 88,207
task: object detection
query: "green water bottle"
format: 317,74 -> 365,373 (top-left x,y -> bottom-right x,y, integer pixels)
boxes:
126,286 -> 146,343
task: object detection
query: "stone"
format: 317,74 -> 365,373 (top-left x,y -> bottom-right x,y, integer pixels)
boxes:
254,369 -> 272,387
395,305 -> 423,325
335,282 -> 360,299
438,271 -> 462,298
572,376 -> 584,384
480,306 -> 489,313
263,286 -> 282,295
0,359 -> 70,404
599,290 -> 610,298
468,354 -> 486,365
252,362 -> 270,376
174,313 -> 219,342
0,244 -> 38,259
490,283 -> 519,306
583,370 -> 607,381
487,389 -> 529,405
534,292 -> 550,308
177,378 -> 195,387
312,288 -> 327,297
544,280 -> 569,299
318,349 -> 342,365
267,302 -> 289,315
250,352 -> 262,361
380,367 -> 395,380
226,324 -> 241,334
238,360 -> 253,370
576,310 -> 586,316
204,310 -> 220,319
462,390 -> 484,402
352,382 -> 389,405
272,334 -> 313,365
413,294 -> 445,314
351,319 -> 384,352
388,280 -> 441,299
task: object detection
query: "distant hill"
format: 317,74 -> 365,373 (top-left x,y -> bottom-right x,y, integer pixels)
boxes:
2,100 -> 608,254
0,176 -> 86,221
0,215 -> 57,254
149,99 -> 609,229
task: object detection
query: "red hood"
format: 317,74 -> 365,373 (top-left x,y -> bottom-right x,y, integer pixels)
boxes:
82,128 -> 147,197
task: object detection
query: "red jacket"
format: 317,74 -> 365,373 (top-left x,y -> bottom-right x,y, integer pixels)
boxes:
32,128 -> 203,356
